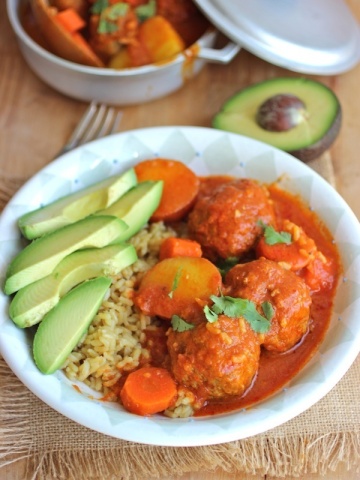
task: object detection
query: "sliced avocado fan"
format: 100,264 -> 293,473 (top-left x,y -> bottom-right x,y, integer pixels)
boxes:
33,277 -> 112,374
5,215 -> 128,295
18,168 -> 137,239
9,243 -> 137,328
96,180 -> 163,241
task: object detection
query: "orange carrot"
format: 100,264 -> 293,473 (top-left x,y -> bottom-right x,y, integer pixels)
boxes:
134,158 -> 200,222
159,237 -> 202,260
256,220 -> 317,271
134,256 -> 222,320
54,8 -> 85,33
302,251 -> 335,292
120,367 -> 177,416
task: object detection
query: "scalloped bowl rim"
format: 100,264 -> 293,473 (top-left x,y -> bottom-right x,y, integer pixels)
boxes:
0,126 -> 359,446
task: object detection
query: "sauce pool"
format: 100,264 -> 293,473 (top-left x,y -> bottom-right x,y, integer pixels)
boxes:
195,180 -> 341,416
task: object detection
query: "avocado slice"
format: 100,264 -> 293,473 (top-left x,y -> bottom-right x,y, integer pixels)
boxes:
18,168 -> 137,240
9,243 -> 137,328
213,77 -> 342,162
4,215 -> 128,295
96,180 -> 163,241
33,276 -> 111,374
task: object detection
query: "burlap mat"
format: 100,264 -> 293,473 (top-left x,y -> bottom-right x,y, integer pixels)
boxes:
0,154 -> 359,480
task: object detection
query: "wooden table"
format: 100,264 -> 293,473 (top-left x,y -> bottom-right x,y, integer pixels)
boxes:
1,1 -> 360,479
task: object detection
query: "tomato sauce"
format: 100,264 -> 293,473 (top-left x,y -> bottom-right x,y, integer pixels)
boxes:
195,180 -> 341,416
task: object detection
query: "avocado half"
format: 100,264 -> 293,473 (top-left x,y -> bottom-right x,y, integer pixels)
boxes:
212,77 -> 342,162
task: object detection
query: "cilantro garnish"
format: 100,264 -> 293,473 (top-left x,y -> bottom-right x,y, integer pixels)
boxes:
216,256 -> 239,277
91,0 -> 109,14
258,220 -> 292,246
107,3 -> 129,20
135,0 -> 156,22
98,19 -> 119,34
171,315 -> 195,332
168,267 -> 182,299
97,3 -> 129,34
203,305 -> 218,323
204,293 -> 272,333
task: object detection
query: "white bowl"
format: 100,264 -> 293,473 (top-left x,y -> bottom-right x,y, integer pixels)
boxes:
1,126 -> 360,446
7,0 -> 240,105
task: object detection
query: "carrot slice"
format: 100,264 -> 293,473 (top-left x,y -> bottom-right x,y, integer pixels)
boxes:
159,237 -> 202,260
54,8 -> 85,33
256,220 -> 317,271
120,367 -> 177,416
134,158 -> 200,222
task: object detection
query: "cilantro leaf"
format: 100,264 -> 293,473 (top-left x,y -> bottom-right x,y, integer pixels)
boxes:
107,3 -> 129,20
171,315 -> 195,332
262,301 -> 274,321
91,0 -> 109,14
204,305 -> 218,323
97,3 -> 129,34
136,0 -> 156,22
258,220 -> 292,245
168,267 -> 182,298
209,295 -> 227,314
205,294 -> 271,333
216,256 -> 239,277
98,19 -> 119,34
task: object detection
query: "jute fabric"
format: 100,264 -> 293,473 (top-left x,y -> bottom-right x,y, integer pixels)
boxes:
1,153 -> 359,479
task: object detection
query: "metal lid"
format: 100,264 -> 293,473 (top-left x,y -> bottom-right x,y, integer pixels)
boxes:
194,0 -> 360,74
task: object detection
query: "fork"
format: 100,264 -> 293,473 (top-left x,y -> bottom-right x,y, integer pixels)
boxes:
56,102 -> 123,157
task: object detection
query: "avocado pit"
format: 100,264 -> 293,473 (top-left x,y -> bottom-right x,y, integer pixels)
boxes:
256,94 -> 308,132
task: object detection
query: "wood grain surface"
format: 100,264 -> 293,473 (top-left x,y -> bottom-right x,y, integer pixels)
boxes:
1,1 -> 359,479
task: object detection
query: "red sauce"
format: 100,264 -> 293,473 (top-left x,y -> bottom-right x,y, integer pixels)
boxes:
20,0 -> 209,68
195,180 -> 341,416
122,177 -> 341,417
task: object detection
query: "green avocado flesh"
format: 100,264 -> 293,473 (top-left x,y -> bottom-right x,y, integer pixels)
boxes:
4,215 -> 128,295
9,243 -> 137,328
96,180 -> 163,241
18,168 -> 137,240
213,77 -> 341,160
33,277 -> 111,374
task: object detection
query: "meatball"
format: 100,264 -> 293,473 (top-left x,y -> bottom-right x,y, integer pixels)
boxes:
188,179 -> 276,259
225,258 -> 311,353
167,315 -> 260,401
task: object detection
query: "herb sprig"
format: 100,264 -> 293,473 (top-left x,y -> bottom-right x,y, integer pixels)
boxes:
168,267 -> 182,299
171,315 -> 195,332
204,293 -> 273,333
92,0 -> 156,34
258,220 -> 292,245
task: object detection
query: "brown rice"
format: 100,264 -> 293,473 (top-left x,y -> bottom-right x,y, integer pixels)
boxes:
62,221 -> 176,398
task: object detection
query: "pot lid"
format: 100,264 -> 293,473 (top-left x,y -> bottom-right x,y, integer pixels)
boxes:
193,0 -> 360,75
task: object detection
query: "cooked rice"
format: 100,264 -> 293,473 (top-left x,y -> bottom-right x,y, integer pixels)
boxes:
62,221 -> 176,397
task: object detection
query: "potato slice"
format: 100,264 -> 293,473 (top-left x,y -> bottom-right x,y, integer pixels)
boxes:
134,256 -> 222,321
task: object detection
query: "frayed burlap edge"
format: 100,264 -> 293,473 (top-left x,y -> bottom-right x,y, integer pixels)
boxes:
4,433 -> 360,480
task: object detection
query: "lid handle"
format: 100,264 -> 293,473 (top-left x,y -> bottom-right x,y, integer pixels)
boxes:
197,41 -> 241,64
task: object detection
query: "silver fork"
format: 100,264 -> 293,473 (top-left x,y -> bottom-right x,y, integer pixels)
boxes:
56,102 -> 123,157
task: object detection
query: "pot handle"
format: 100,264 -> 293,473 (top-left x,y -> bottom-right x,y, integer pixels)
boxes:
197,41 -> 241,64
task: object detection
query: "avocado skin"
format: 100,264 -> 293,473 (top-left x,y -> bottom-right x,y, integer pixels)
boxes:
96,180 -> 163,241
9,243 -> 137,328
5,215 -> 128,295
212,77 -> 341,162
18,168 -> 137,240
33,277 -> 111,375
290,110 -> 342,162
